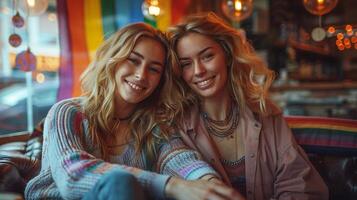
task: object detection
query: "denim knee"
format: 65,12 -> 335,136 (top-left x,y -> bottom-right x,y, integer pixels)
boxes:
83,169 -> 145,200
103,169 -> 137,187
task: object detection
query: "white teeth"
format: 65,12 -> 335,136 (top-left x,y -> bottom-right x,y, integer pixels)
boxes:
197,78 -> 213,87
127,81 -> 143,90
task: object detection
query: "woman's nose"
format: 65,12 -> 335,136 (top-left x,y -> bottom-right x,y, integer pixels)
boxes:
135,65 -> 147,80
193,61 -> 206,76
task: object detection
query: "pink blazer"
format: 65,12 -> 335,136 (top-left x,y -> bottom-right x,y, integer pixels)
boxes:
179,104 -> 329,200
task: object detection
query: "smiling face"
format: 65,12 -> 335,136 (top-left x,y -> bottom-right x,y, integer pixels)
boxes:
115,36 -> 165,110
176,32 -> 229,100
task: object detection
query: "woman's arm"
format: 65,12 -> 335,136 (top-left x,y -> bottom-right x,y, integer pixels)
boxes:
45,100 -> 170,199
165,176 -> 245,200
156,136 -> 244,200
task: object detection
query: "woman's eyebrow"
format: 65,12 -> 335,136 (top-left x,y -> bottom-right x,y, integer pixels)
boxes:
132,51 -> 163,67
131,51 -> 144,59
179,46 -> 212,60
198,47 -> 213,55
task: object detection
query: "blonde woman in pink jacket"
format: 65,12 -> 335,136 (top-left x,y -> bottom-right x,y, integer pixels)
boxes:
168,12 -> 328,200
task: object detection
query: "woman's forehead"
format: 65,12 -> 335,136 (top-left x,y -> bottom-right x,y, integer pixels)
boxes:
176,33 -> 220,56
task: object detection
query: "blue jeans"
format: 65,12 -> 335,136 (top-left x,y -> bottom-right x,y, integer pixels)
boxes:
82,169 -> 146,200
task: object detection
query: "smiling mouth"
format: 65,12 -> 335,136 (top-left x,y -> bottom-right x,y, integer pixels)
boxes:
195,76 -> 215,88
126,80 -> 144,91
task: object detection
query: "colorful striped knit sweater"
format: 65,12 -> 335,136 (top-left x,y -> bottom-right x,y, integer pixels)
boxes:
24,98 -> 219,200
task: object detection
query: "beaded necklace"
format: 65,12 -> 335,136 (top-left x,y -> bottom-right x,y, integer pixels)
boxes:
201,102 -> 239,138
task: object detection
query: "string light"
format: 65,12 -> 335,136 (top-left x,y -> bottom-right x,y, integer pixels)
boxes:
27,0 -> 35,7
221,0 -> 253,22
36,73 -> 45,83
345,24 -> 353,31
327,26 -> 335,34
142,0 -> 162,18
330,25 -> 357,51
337,33 -> 344,40
235,0 -> 242,11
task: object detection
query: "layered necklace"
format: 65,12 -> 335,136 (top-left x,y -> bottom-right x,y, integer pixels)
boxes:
201,102 -> 239,138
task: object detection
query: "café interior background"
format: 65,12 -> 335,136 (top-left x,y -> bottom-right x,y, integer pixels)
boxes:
0,0 -> 356,135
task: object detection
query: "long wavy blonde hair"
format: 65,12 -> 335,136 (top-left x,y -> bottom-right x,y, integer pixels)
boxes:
168,12 -> 275,115
80,23 -> 184,161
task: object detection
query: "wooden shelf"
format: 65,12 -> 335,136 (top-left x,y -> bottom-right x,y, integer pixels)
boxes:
288,40 -> 331,56
271,81 -> 357,91
274,39 -> 331,56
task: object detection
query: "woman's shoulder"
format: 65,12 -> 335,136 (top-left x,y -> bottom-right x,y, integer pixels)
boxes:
51,97 -> 84,111
47,97 -> 85,120
250,98 -> 282,117
181,104 -> 200,127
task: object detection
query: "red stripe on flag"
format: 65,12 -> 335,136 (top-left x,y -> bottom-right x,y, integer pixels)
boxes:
67,0 -> 90,97
171,0 -> 191,25
285,116 -> 357,129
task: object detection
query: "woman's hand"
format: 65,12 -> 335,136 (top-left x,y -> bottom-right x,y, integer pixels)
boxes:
165,177 -> 245,200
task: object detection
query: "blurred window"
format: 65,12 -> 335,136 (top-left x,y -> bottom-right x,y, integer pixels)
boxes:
0,0 -> 59,135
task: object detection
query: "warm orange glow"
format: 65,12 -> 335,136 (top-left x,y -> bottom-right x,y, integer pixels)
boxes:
336,40 -> 342,46
347,30 -> 353,36
148,6 -> 160,16
344,38 -> 351,45
337,33 -> 344,40
147,0 -> 160,16
36,73 -> 45,83
351,36 -> 357,43
317,0 -> 324,4
235,0 -> 243,11
327,26 -> 335,34
150,0 -> 159,6
345,24 -> 353,31
338,44 -> 345,51
345,43 -> 351,49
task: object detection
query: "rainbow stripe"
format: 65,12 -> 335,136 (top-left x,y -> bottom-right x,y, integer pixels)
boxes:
56,0 -> 190,100
286,116 -> 357,132
286,116 -> 357,155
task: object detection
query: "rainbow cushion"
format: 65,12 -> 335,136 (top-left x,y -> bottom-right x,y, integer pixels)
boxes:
285,116 -> 357,156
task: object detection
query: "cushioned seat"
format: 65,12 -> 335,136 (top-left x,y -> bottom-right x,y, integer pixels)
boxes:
286,116 -> 357,200
0,122 -> 43,195
0,116 -> 356,199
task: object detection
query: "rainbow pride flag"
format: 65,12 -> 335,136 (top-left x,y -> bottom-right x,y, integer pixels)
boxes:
56,0 -> 190,100
286,116 -> 357,153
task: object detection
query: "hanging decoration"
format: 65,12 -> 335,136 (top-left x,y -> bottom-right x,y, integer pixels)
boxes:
311,27 -> 326,42
303,0 -> 338,42
20,0 -> 49,16
221,0 -> 253,22
9,33 -> 22,47
9,0 -> 23,47
15,48 -> 37,71
303,0 -> 338,16
10,0 -> 38,72
12,11 -> 25,28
